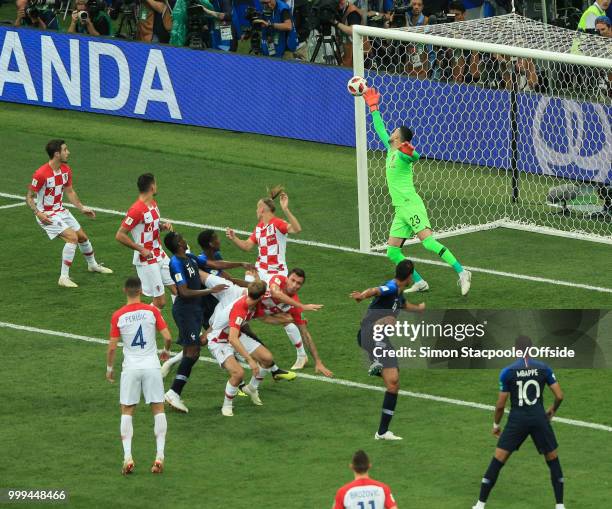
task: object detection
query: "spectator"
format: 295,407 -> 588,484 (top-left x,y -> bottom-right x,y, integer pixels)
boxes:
407,0 -> 428,26
404,0 -> 429,79
332,0 -> 362,67
14,0 -> 58,29
595,14 -> 612,36
577,0 -> 610,32
441,1 -> 480,83
68,0 -> 112,36
137,0 -> 175,43
202,0 -> 237,51
252,0 -> 297,57
594,16 -> 611,98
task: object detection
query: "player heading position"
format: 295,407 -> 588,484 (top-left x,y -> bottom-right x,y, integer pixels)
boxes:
333,450 -> 398,509
26,139 -> 113,287
207,280 -> 295,416
351,259 -> 425,441
163,232 -> 227,413
226,186 -> 307,365
226,185 -> 301,281
472,336 -> 565,509
107,277 -> 172,475
116,173 -> 175,309
362,88 -> 471,296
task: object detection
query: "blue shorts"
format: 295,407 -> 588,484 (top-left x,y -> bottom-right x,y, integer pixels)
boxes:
172,305 -> 203,346
497,413 -> 558,454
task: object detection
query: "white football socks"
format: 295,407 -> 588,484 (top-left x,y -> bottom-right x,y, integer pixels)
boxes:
120,414 -> 133,461
249,366 -> 270,389
224,381 -> 239,407
153,413 -> 167,460
61,242 -> 77,277
284,323 -> 306,357
78,240 -> 97,266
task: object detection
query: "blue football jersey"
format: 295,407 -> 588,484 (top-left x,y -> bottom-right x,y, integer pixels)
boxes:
499,358 -> 557,415
169,253 -> 203,307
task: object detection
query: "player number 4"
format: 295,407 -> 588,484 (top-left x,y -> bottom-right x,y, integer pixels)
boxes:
131,325 -> 146,349
516,379 -> 540,406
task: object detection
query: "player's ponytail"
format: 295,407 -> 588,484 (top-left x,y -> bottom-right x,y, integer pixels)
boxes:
261,185 -> 285,213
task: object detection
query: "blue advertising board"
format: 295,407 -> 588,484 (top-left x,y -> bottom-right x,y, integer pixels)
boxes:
1,26 -> 610,183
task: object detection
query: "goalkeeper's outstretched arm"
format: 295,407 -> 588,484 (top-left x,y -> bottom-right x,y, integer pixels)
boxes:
363,88 -> 390,150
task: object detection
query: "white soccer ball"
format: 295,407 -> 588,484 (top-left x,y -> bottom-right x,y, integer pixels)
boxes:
347,76 -> 368,97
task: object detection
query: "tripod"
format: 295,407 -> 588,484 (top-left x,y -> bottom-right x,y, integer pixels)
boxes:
115,8 -> 138,39
309,25 -> 342,65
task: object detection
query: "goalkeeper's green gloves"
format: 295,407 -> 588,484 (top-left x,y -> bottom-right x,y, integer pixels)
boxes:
363,87 -> 380,112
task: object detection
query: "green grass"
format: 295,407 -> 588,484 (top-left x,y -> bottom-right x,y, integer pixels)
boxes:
0,102 -> 611,508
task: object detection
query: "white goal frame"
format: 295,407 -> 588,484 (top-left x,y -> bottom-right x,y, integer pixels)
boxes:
352,19 -> 612,253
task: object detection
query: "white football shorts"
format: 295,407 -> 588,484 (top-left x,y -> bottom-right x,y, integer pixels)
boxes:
136,257 -> 173,297
120,368 -> 164,405
37,209 -> 81,240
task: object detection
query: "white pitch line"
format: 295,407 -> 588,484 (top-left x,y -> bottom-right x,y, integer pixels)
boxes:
0,202 -> 25,210
2,191 -> 610,294
1,320 -> 611,433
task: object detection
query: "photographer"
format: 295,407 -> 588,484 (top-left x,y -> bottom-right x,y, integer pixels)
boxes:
250,0 -> 297,57
68,0 -> 111,36
14,0 -> 59,29
137,0 -> 175,43
436,1 -> 480,83
332,0 -> 361,66
200,0 -> 237,51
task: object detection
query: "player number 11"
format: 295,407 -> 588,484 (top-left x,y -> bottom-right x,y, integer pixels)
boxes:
357,501 -> 376,509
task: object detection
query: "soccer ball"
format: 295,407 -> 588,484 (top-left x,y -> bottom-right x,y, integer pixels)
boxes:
347,76 -> 368,97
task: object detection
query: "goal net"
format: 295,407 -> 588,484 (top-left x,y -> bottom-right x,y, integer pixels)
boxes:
352,14 -> 612,252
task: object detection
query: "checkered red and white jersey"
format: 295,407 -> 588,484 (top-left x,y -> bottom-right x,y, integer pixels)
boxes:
209,295 -> 265,343
333,478 -> 396,509
121,199 -> 167,266
110,302 -> 168,370
249,217 -> 289,276
260,275 -> 307,326
29,163 -> 73,215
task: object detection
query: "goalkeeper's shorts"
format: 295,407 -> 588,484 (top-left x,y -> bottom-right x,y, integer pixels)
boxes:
389,198 -> 431,239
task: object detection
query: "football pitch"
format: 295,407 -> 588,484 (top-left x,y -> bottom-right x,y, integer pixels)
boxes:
0,102 -> 611,508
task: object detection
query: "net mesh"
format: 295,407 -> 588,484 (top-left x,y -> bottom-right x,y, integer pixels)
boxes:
357,14 -> 612,250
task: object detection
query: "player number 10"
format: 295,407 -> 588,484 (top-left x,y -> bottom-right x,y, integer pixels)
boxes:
516,379 -> 540,406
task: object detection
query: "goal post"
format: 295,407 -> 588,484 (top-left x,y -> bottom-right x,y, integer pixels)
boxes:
352,14 -> 612,253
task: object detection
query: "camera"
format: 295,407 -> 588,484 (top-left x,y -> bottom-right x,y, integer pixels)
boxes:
388,6 -> 410,28
25,0 -> 61,18
185,0 -> 211,49
428,11 -> 456,24
242,6 -> 271,54
109,0 -> 138,20
308,0 -> 339,34
79,10 -> 89,21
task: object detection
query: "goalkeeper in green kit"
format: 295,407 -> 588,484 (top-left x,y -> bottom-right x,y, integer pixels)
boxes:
363,87 -> 472,296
